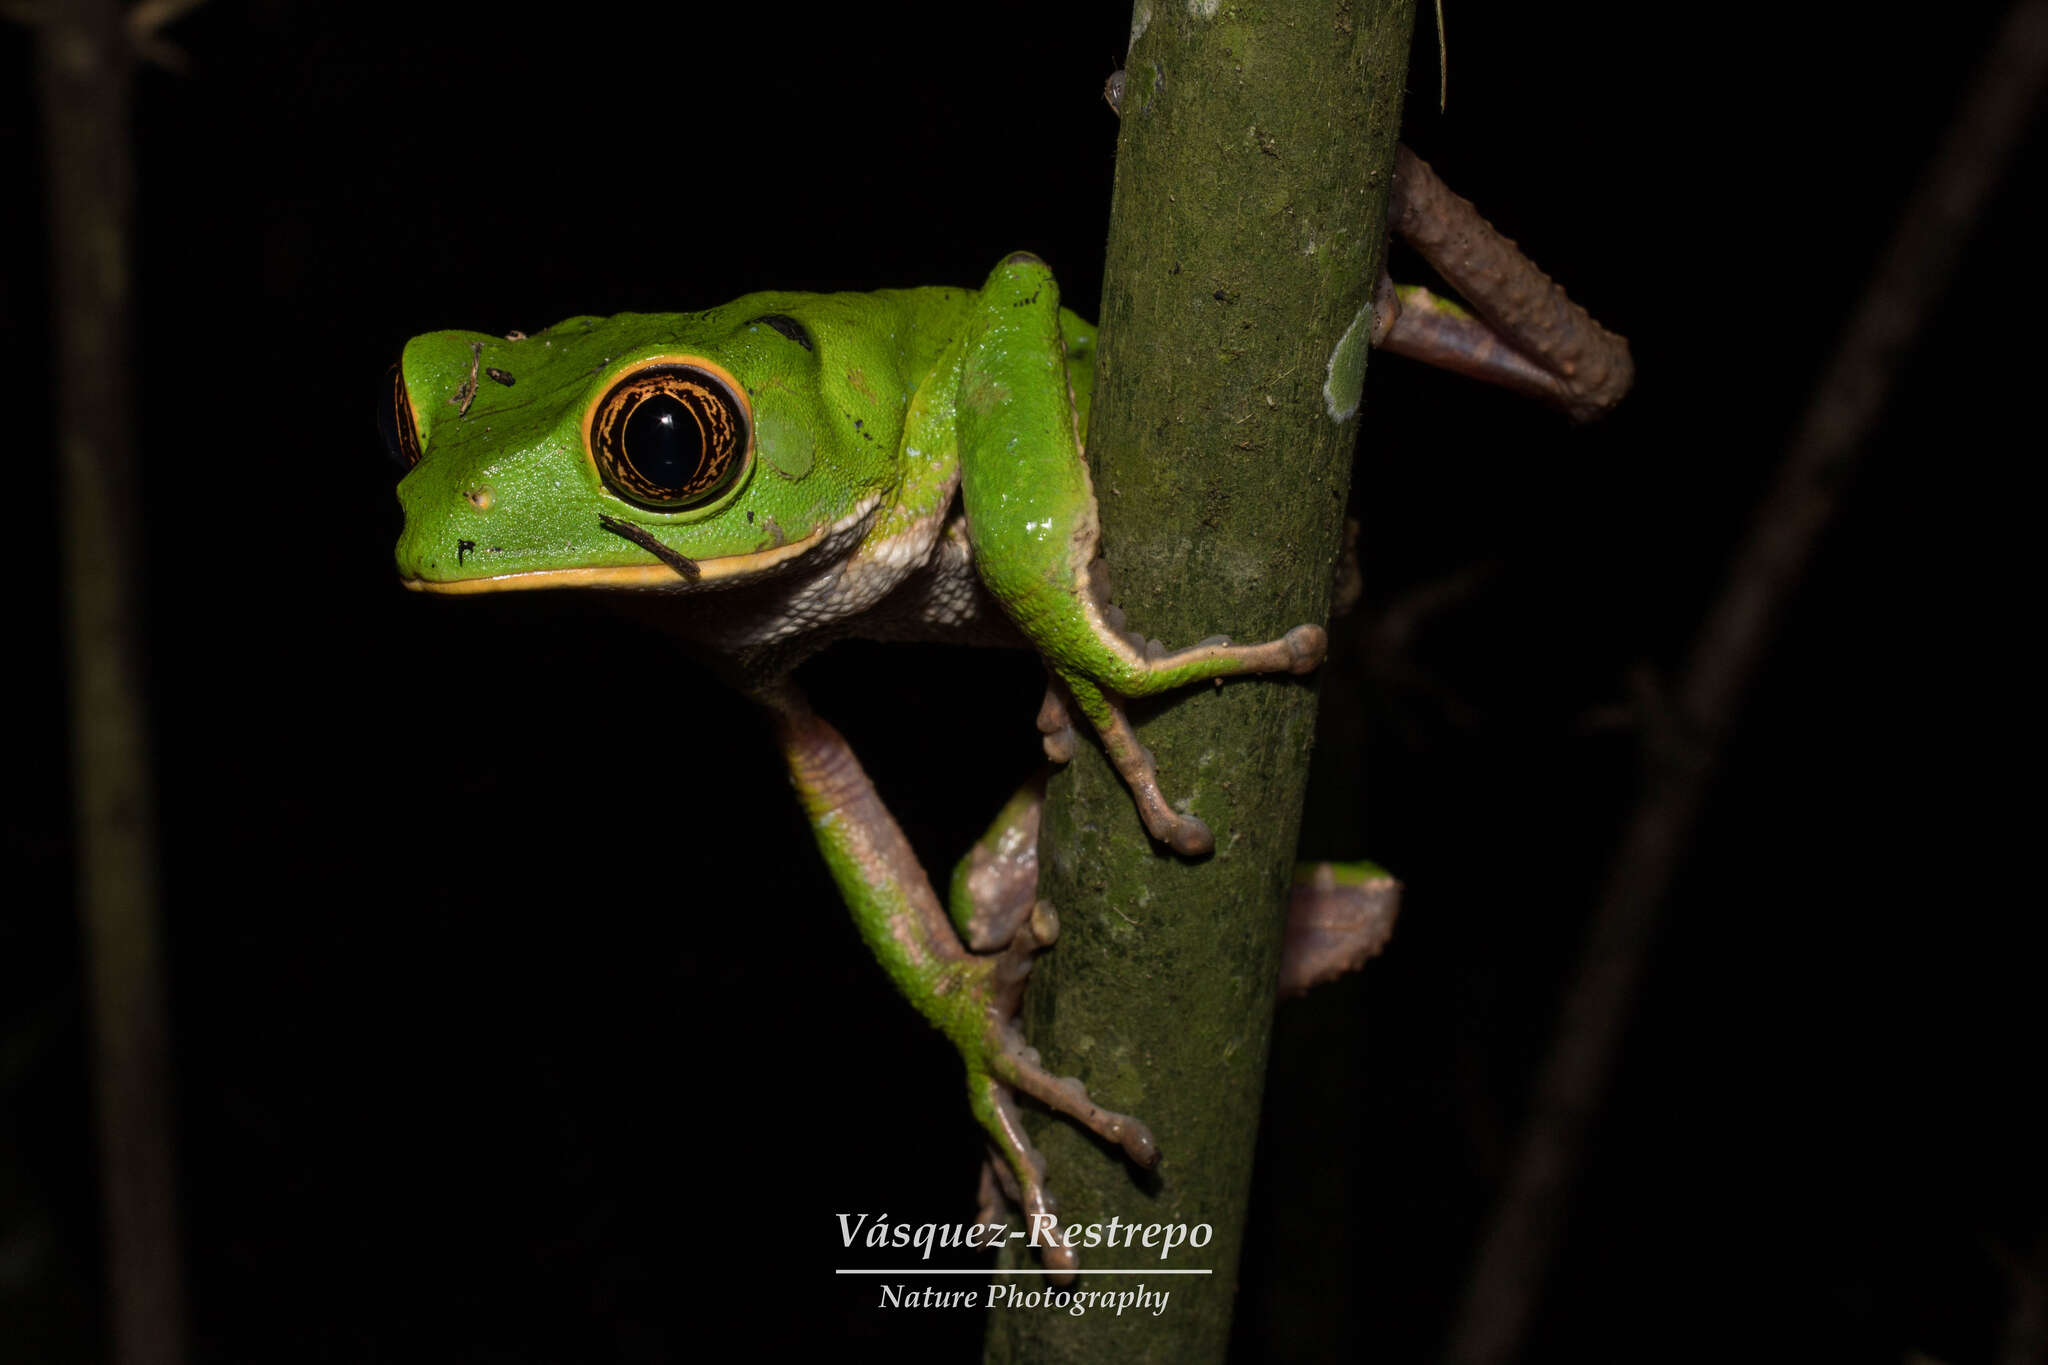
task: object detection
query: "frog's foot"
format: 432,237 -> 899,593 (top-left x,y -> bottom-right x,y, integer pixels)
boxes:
950,893 -> 1158,1281
981,901 -> 1157,1173
967,1010 -> 1160,1285
1279,860 -> 1402,996
1040,672 -> 1206,851
1062,663 -> 1325,857
1039,565 -> 1327,856
951,793 -> 1158,1182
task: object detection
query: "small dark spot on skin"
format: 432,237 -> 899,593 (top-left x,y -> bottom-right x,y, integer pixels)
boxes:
486,368 -> 515,386
747,510 -> 755,524
854,419 -> 862,429
457,539 -> 477,565
1171,262 -> 1182,275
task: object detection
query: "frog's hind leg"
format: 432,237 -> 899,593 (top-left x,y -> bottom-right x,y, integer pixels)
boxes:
1377,146 -> 1633,422
767,685 -> 1155,1278
943,774 -> 1158,1267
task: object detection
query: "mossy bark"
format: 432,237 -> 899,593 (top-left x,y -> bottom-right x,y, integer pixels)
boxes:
984,2 -> 1413,1360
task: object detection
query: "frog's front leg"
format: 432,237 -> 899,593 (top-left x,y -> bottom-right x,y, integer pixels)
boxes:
957,255 -> 1327,856
760,681 -> 1156,1277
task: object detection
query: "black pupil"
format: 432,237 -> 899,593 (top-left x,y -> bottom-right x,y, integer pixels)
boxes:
623,393 -> 704,490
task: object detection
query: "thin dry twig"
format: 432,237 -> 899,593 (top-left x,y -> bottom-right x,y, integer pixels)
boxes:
1443,6 -> 2048,1363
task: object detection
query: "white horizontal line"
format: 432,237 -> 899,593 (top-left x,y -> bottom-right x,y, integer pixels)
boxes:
834,1268 -> 1212,1275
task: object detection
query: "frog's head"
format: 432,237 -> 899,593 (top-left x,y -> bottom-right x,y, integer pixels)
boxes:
385,298 -> 897,594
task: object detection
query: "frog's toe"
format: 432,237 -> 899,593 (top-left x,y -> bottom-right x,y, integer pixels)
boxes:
976,1158 -> 1010,1236
1166,813 -> 1214,858
988,1020 -> 1160,1169
967,915 -> 1159,1279
1069,685 -> 1218,855
972,1070 -> 1087,1283
1283,623 -> 1329,672
1035,683 -> 1078,764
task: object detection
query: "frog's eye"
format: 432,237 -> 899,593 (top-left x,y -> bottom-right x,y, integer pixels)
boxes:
588,361 -> 751,511
378,363 -> 424,471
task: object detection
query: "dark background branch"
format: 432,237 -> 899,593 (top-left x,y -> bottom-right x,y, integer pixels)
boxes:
1445,6 -> 2048,1362
35,1 -> 185,1362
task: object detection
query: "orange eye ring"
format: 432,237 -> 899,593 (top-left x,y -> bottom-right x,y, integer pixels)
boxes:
585,357 -> 752,511
379,363 -> 424,470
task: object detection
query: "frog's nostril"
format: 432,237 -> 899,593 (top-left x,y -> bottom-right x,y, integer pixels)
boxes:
466,488 -> 495,511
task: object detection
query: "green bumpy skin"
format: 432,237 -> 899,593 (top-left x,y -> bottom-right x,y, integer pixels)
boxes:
391,255 -> 1329,1278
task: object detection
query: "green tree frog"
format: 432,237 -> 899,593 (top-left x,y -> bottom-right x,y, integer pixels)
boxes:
383,254 -> 1333,1273
383,152 -> 1629,1274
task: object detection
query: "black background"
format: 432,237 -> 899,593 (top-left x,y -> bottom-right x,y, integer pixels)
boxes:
3,2 -> 2042,1361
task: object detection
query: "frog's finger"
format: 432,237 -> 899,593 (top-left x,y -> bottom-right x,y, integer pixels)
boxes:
1077,618 -> 1327,699
1057,674 -> 1216,855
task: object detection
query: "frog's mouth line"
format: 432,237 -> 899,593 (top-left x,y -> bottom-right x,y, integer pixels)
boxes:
402,522 -> 829,595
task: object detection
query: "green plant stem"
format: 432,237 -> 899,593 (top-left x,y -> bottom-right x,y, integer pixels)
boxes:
983,1 -> 1413,1359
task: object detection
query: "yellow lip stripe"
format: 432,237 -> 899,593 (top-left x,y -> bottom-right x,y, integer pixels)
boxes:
404,524 -> 827,595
